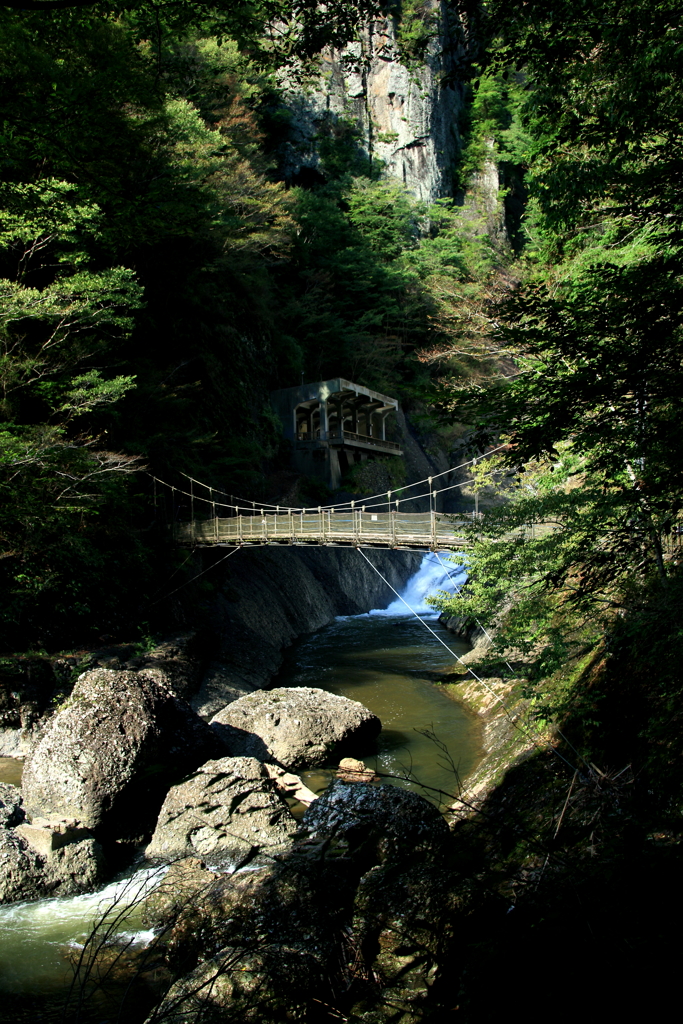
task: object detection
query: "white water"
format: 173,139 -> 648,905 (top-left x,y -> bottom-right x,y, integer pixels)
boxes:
0,865 -> 165,993
360,551 -> 467,619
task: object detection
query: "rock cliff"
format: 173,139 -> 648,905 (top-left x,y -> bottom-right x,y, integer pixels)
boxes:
279,2 -> 466,202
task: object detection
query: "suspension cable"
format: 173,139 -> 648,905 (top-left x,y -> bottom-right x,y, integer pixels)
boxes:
163,443 -> 509,515
149,545 -> 242,605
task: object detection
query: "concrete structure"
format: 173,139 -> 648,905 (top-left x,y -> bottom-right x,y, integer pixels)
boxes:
271,378 -> 402,490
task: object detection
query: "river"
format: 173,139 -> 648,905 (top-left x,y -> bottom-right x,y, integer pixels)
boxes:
276,552 -> 480,807
0,551 -> 478,1008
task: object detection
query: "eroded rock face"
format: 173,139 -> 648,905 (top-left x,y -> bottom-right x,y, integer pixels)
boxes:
0,782 -> 23,829
21,668 -> 222,839
279,5 -> 466,203
145,756 -> 297,868
210,687 -> 381,771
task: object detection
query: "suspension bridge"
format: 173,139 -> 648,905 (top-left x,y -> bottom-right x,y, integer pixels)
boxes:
173,509 -> 474,551
150,446 -> 514,552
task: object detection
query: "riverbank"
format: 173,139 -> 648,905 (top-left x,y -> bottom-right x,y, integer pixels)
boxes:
423,579 -> 683,1023
434,617 -> 550,814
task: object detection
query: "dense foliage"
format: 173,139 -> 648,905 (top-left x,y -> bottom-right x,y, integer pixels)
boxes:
433,0 -> 683,798
0,1 -> 495,649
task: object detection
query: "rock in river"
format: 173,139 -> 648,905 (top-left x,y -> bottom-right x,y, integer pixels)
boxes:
1,783 -> 105,905
210,686 -> 381,771
145,756 -> 297,868
21,667 -> 222,840
144,782 -> 457,1022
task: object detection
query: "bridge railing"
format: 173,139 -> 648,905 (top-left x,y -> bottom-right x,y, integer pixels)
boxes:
173,510 -> 471,550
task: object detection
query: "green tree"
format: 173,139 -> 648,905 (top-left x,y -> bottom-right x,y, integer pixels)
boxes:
437,0 -> 683,606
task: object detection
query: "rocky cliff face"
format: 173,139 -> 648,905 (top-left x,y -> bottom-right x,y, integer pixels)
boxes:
192,546 -> 421,718
280,2 -> 465,202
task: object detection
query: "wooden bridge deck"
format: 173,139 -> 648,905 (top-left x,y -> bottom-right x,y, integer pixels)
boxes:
174,511 -> 472,551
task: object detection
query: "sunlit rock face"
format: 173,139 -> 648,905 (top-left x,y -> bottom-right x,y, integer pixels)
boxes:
279,3 -> 466,202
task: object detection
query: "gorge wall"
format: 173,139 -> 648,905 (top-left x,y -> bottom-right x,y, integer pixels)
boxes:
279,2 -> 466,201
191,545 -> 422,718
1,547 -> 422,755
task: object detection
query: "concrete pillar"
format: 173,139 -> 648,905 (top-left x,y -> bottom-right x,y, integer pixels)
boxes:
332,400 -> 343,438
338,399 -> 347,436
319,399 -> 329,439
328,448 -> 341,490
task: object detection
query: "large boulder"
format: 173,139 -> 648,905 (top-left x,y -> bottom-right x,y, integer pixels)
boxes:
145,756 -> 297,868
210,687 -> 380,771
21,668 -> 223,840
144,782 -> 458,1022
127,632 -> 208,700
1,833 -> 105,904
303,778 -> 451,852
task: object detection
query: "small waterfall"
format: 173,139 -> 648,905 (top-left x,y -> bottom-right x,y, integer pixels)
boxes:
366,551 -> 467,619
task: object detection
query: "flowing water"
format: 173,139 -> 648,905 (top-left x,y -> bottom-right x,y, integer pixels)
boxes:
0,867 -> 163,996
0,551 -> 478,1003
276,551 -> 481,806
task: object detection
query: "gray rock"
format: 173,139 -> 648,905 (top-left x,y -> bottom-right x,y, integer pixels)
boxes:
191,661 -> 259,721
210,687 -> 381,771
142,856 -> 221,932
21,667 -> 222,839
127,632 -> 206,700
0,782 -> 23,829
0,727 -> 31,757
0,826 -> 41,904
145,756 -> 297,868
302,778 -> 451,854
148,943 -> 318,1024
0,818 -> 105,905
278,10 -> 465,204
144,782 -> 456,1022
